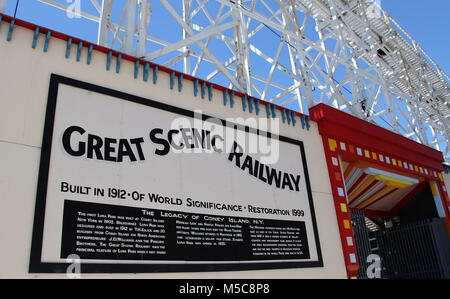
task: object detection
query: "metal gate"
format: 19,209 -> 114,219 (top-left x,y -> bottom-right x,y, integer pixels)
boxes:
374,219 -> 450,279
350,209 -> 372,279
350,208 -> 450,279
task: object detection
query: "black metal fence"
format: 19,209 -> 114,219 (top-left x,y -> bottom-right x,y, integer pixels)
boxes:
374,219 -> 450,279
350,208 -> 450,279
350,209 -> 372,279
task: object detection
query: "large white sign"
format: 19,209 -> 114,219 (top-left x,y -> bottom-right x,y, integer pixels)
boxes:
30,74 -> 322,273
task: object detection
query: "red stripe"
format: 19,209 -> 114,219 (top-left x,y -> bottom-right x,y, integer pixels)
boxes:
355,185 -> 389,209
347,173 -> 367,195
363,187 -> 398,209
310,104 -> 444,171
349,179 -> 379,204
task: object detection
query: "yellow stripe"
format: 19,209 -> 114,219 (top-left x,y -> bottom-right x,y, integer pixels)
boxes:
357,186 -> 395,209
344,162 -> 356,180
349,177 -> 375,202
374,174 -> 414,189
429,181 -> 438,196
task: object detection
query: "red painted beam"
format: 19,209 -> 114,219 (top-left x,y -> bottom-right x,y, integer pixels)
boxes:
310,104 -> 444,172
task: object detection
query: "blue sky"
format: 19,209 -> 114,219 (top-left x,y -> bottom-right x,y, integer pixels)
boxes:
2,0 -> 448,146
381,0 -> 450,76
3,0 -> 449,76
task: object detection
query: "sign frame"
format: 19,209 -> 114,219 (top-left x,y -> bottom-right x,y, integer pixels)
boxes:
29,74 -> 323,273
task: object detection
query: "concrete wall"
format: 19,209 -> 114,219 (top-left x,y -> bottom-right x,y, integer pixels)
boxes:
0,22 -> 346,278
443,172 -> 450,194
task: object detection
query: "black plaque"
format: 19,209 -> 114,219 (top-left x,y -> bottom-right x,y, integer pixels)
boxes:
61,200 -> 310,262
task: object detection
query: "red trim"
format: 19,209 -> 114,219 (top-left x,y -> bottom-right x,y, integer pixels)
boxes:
346,173 -> 368,195
321,136 -> 359,279
445,218 -> 450,239
343,161 -> 357,179
362,187 -> 398,210
349,179 -> 379,204
342,160 -> 423,182
0,13 -> 308,119
310,104 -> 444,172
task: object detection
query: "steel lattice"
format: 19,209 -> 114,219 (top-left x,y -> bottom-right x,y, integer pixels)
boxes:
4,0 -> 449,161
